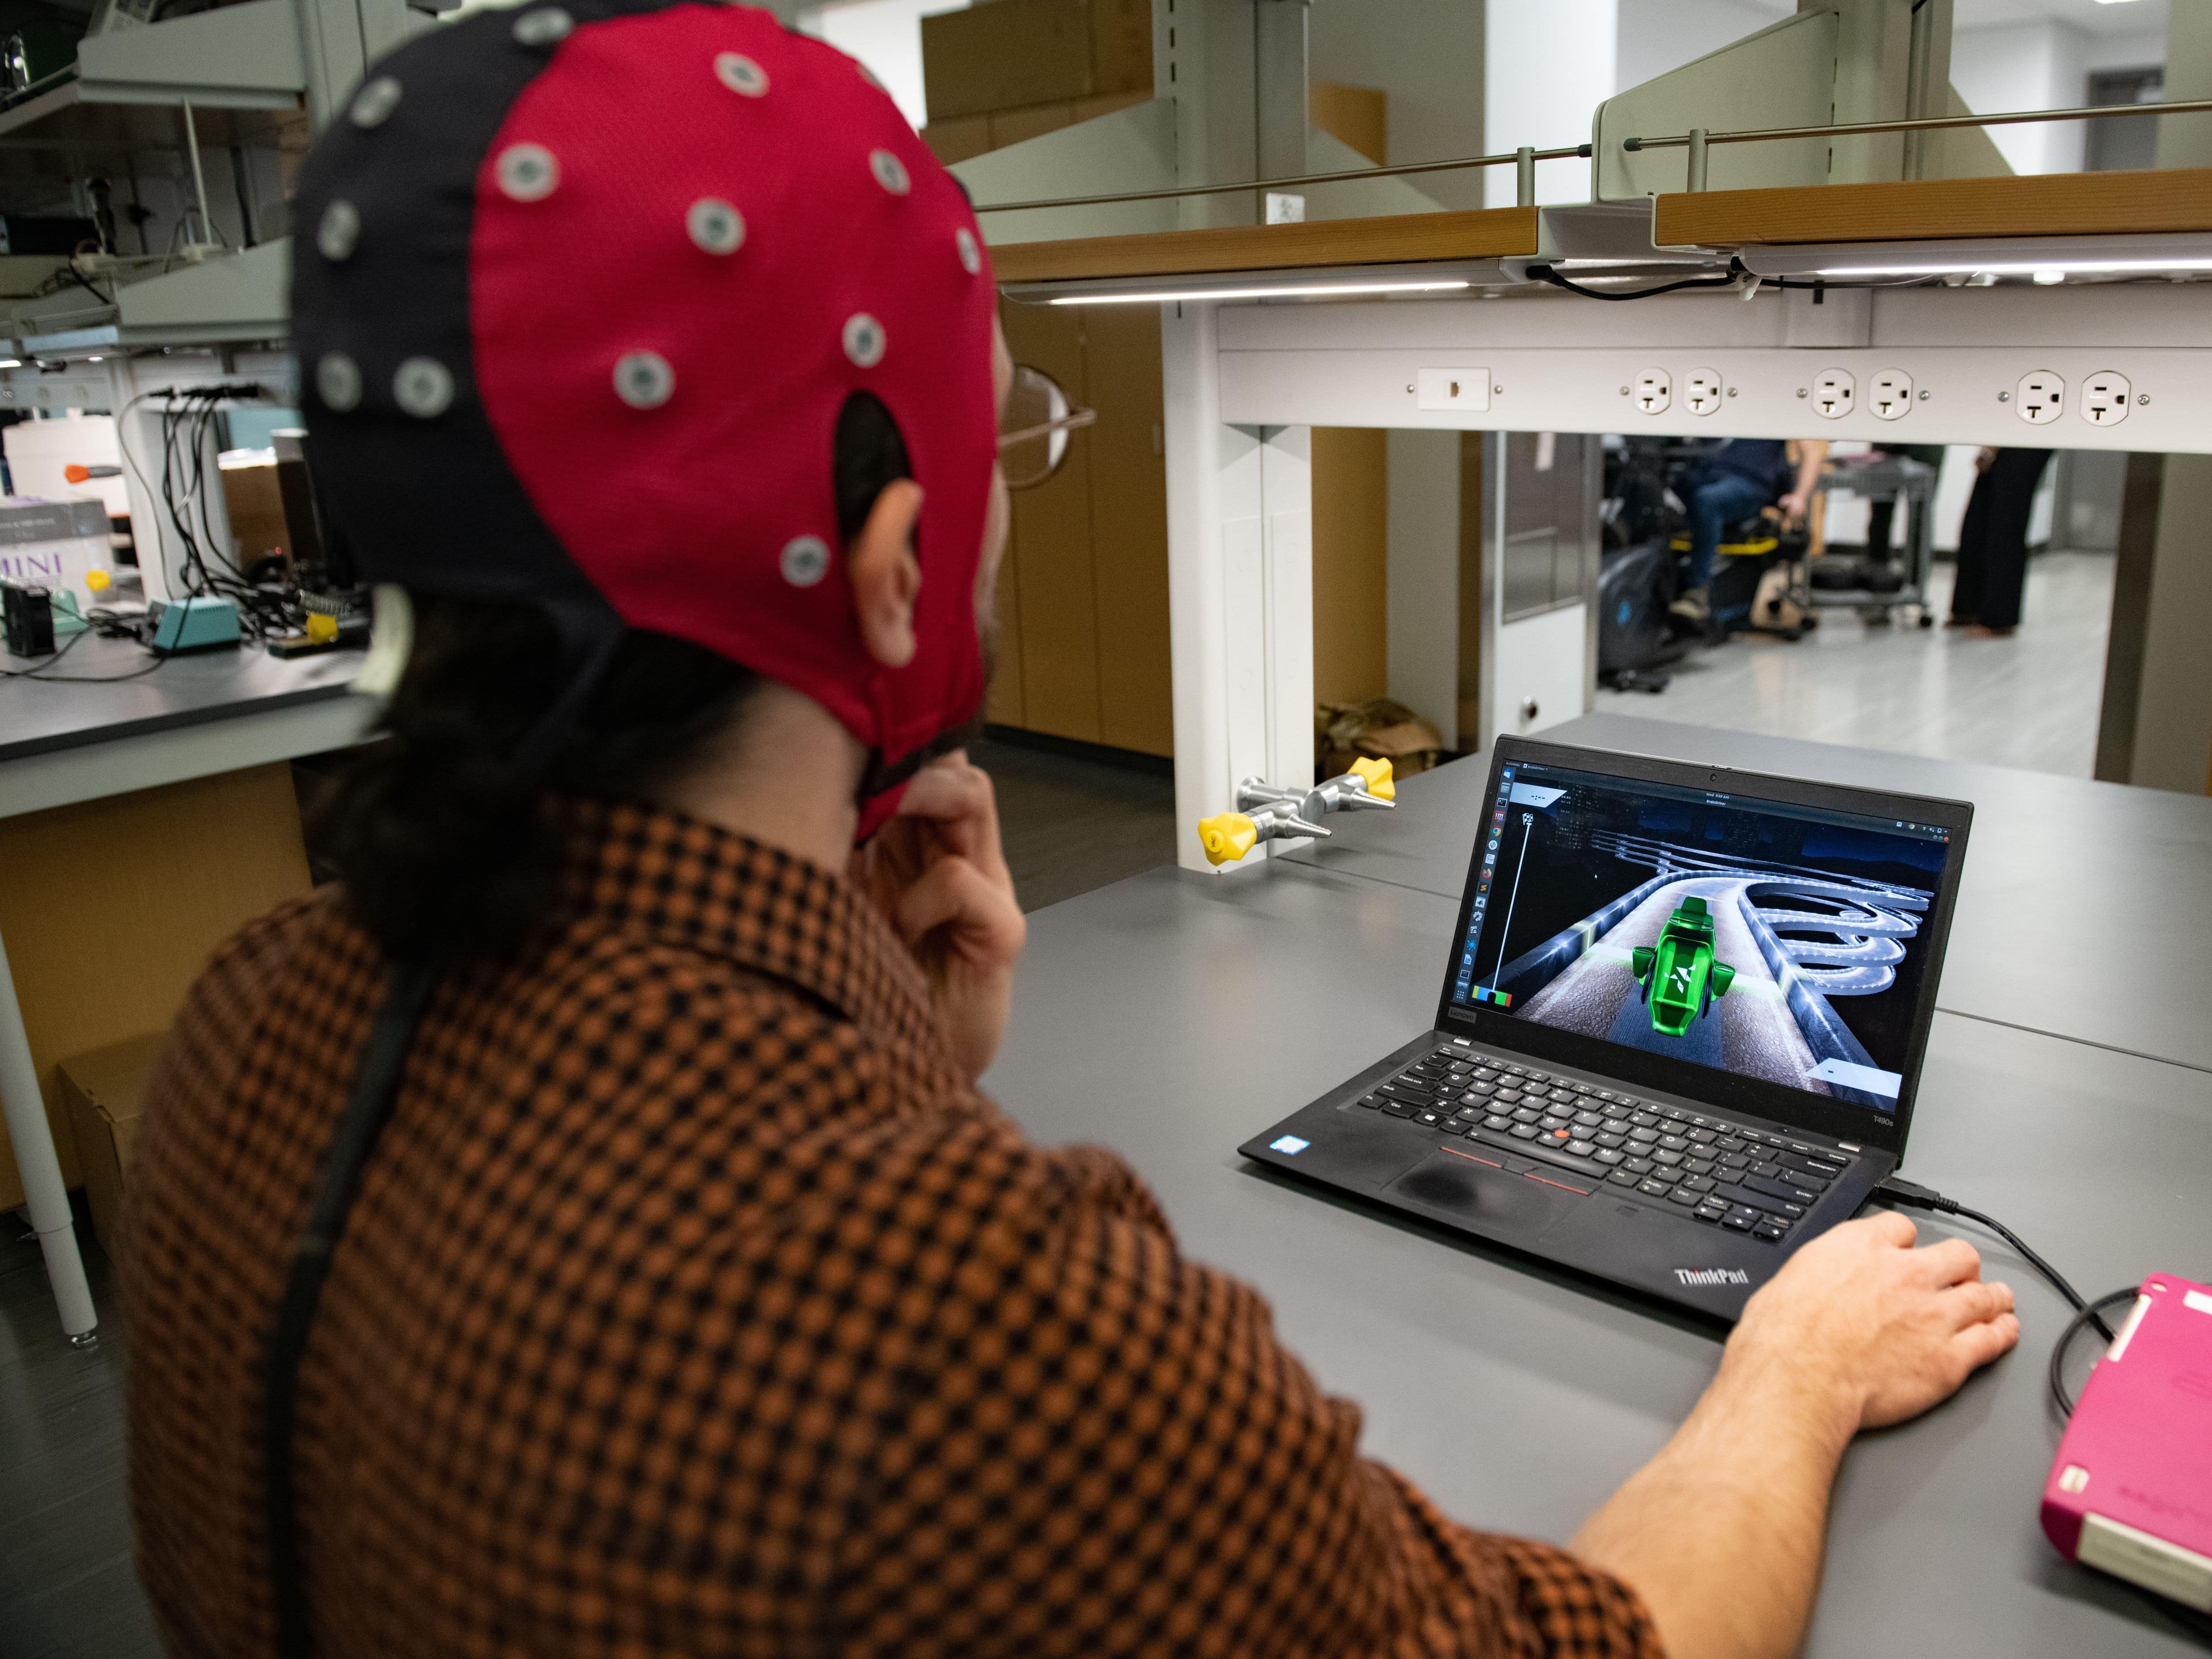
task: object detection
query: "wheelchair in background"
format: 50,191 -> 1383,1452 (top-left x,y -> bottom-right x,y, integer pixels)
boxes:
1598,438 -> 1814,692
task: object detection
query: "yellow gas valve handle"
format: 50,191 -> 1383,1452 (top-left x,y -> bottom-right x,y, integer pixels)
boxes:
1350,756 -> 1395,800
1197,811 -> 1259,866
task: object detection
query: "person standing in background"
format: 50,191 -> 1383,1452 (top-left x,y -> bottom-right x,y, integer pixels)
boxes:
1949,447 -> 2054,637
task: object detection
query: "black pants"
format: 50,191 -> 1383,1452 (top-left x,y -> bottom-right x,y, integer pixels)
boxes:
1867,498 -> 1898,565
1867,445 -> 1946,565
1951,448 -> 2051,630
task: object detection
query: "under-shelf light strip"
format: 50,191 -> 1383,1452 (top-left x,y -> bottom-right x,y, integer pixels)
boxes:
1046,278 -> 1473,307
1805,258 -> 2212,278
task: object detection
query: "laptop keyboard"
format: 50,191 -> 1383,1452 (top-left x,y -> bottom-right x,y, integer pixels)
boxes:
1354,1041 -> 1856,1243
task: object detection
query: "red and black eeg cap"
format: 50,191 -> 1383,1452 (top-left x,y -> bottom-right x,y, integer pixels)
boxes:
291,0 -> 1000,821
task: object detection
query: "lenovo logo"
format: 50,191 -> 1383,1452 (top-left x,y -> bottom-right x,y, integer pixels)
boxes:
1675,1267 -> 1751,1287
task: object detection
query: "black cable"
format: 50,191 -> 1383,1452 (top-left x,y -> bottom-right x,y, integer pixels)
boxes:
62,261 -> 113,308
147,384 -> 292,645
1957,1203 -> 2112,1340
1521,253 -> 1946,303
264,961 -> 445,1659
2047,1286 -> 2141,1418
1523,259 -> 1746,301
0,620 -> 93,675
1875,1175 -> 2114,1341
19,652 -> 172,684
1755,272 -> 1953,292
0,622 -> 173,683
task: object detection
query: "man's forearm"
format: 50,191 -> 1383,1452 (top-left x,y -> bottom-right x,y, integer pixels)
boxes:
1795,444 -> 1828,507
1570,1346 -> 1859,1659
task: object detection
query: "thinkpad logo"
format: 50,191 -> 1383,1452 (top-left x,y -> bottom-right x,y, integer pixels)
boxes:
1675,1267 -> 1751,1287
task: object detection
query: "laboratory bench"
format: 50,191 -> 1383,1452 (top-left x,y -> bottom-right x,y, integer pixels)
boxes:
986,733 -> 2212,1655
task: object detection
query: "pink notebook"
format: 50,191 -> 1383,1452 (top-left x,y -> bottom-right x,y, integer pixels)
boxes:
2041,1272 -> 2212,1611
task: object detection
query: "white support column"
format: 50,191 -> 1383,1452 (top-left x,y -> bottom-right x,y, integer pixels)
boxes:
1168,0 -> 1260,230
1163,300 -> 1313,873
1386,429 -> 1462,749
1825,0 -> 1916,184
0,927 -> 98,1342
1260,426 -> 1314,797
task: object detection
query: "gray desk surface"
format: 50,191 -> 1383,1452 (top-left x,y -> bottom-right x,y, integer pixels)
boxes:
1283,713 -> 2212,1075
0,631 -> 360,764
984,857 -> 2212,1657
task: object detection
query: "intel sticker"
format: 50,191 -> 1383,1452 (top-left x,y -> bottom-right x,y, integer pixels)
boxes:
1270,1135 -> 1310,1155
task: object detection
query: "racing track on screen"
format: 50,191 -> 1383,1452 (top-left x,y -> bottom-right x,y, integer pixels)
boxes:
1490,834 -> 1932,1105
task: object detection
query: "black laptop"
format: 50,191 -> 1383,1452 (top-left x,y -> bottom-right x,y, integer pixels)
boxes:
1240,736 -> 1973,1320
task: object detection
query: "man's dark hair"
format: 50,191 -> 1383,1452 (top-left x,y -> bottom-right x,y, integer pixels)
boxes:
321,392 -> 912,962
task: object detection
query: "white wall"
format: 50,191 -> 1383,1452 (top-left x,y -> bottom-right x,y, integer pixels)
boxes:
1951,20 -> 2097,173
794,0 -> 970,131
1615,0 -> 1790,93
1486,0 -> 1617,206
1310,0 -> 1488,211
2085,28 -> 2167,74
2159,0 -> 2208,166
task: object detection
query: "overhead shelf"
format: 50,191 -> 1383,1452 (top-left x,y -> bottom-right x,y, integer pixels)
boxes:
0,86 -> 304,188
8,237 -> 288,353
1655,166 -> 2212,249
72,0 -> 306,110
0,0 -> 306,189
991,205 -> 1541,287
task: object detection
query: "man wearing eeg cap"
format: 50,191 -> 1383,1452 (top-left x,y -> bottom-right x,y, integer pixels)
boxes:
119,7 -> 2019,1658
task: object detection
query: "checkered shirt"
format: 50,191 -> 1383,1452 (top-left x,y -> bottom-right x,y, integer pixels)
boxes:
122,799 -> 1662,1659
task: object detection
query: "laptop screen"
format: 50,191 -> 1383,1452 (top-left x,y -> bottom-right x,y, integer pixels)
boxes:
1447,753 -> 1958,1121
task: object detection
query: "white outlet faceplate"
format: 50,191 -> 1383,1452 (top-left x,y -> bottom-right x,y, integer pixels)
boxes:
1684,368 -> 1724,417
2082,370 -> 2132,426
1416,367 -> 1491,412
1811,369 -> 1855,420
2016,370 -> 2066,425
1869,369 -> 1913,421
1634,368 -> 1672,416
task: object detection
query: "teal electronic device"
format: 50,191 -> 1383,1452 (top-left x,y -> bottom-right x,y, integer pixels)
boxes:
148,595 -> 242,653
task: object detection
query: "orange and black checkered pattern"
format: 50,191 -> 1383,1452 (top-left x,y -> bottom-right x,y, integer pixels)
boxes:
122,799 -> 1663,1659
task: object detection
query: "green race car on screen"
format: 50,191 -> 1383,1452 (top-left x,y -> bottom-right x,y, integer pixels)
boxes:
1630,896 -> 1737,1037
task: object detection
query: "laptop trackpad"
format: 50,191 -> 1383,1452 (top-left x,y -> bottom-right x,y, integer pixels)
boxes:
1388,1147 -> 1584,1235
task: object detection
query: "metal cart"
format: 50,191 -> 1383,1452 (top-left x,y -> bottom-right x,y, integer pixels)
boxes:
1797,453 -> 1941,628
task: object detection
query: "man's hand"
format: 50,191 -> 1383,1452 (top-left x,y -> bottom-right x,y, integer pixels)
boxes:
1778,489 -> 1811,527
851,754 -> 1025,1081
1725,1209 -> 2019,1431
1571,1213 -> 2018,1659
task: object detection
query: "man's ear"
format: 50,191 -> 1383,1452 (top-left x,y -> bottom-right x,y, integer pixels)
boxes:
848,479 -> 924,668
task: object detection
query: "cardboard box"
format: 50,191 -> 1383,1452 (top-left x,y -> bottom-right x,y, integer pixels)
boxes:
921,0 -> 1149,123
1071,88 -> 1150,126
1318,699 -> 1448,783
221,457 -> 290,571
990,101 -> 1073,149
57,1030 -> 167,1259
920,113 -> 992,166
924,89 -> 1149,168
1311,79 -> 1387,166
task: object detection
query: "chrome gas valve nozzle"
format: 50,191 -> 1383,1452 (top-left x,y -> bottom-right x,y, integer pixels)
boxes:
1197,758 -> 1398,867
